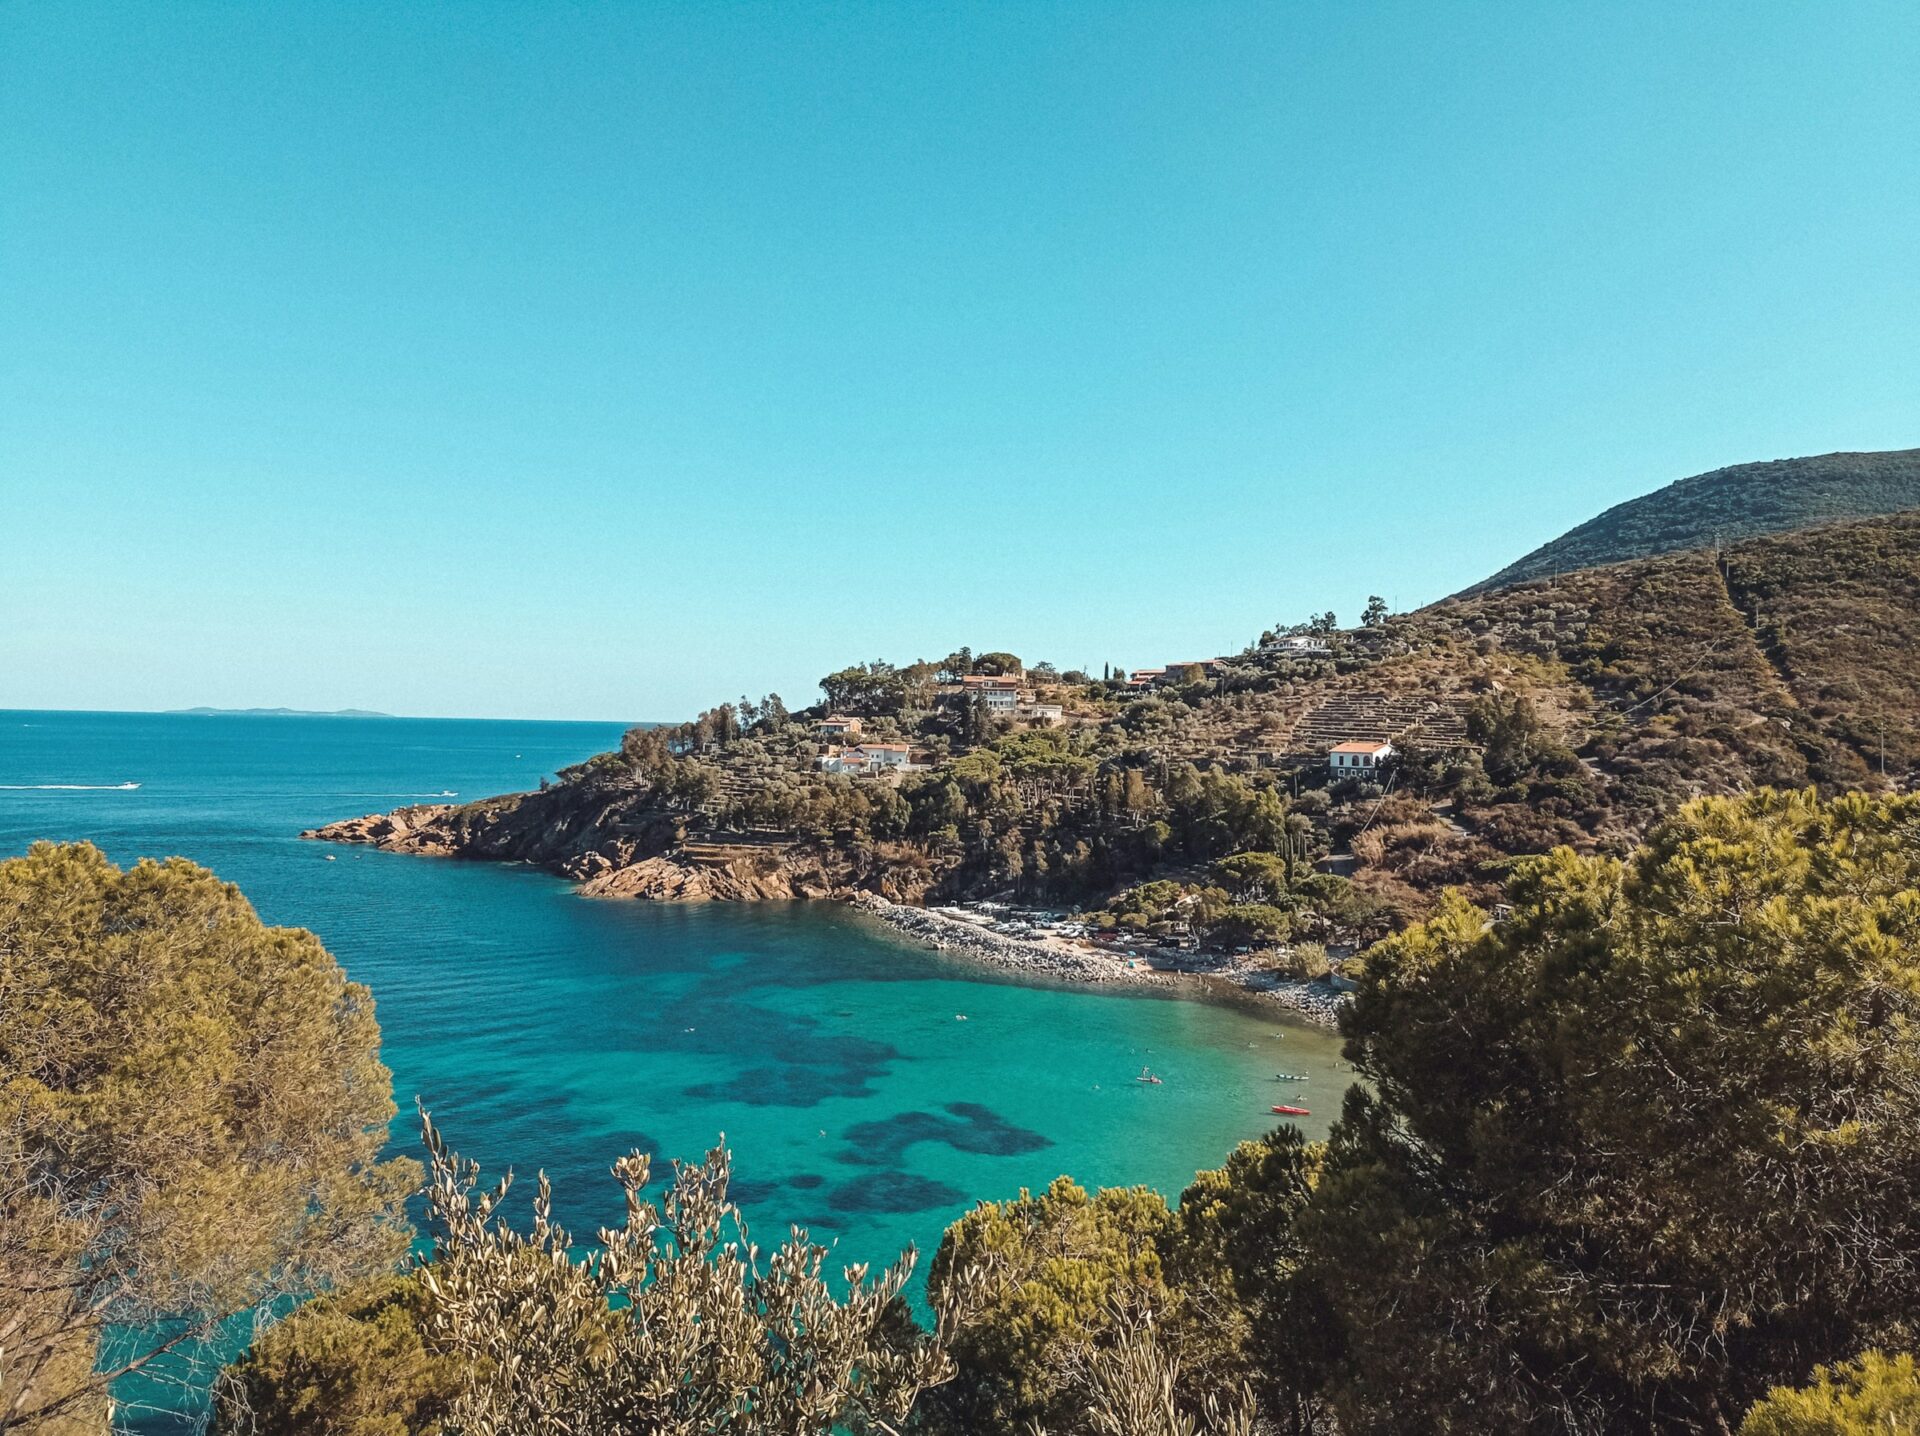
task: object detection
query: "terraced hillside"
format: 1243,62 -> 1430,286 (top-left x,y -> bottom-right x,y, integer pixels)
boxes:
1444,516 -> 1920,783
1723,515 -> 1920,783
1464,447 -> 1920,595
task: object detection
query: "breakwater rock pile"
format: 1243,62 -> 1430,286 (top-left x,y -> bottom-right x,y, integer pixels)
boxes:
1214,962 -> 1349,1027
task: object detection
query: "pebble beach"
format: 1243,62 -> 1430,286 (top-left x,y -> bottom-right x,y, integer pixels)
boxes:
847,891 -> 1348,1028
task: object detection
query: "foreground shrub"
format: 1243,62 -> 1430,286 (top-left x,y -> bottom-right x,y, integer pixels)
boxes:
415,1114 -> 971,1435
922,1133 -> 1333,1436
1741,1352 -> 1920,1435
1315,790 -> 1920,1432
919,1177 -> 1176,1435
220,1114 -> 980,1436
1169,1127 -> 1334,1433
214,1274 -> 458,1436
1029,1317 -> 1258,1436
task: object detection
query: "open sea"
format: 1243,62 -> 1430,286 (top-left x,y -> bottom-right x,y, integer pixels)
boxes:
0,710 -> 1350,1430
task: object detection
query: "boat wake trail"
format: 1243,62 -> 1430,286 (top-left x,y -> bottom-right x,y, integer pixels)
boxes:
326,791 -> 460,799
0,782 -> 142,791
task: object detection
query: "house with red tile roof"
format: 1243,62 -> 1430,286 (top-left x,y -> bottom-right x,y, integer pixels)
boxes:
1328,740 -> 1394,775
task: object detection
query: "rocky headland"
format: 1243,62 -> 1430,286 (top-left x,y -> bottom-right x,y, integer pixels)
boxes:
303,790 -> 901,901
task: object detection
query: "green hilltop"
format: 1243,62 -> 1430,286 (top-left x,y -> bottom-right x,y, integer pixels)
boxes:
1462,446 -> 1920,596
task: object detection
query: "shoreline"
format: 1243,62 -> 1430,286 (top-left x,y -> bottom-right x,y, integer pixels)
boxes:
302,807 -> 1349,1029
845,892 -> 1348,1029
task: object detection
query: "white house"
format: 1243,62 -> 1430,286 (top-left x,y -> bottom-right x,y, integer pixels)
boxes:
955,675 -> 1024,712
1265,635 -> 1332,657
818,715 -> 863,737
1328,740 -> 1394,775
820,742 -> 914,776
1018,702 -> 1065,726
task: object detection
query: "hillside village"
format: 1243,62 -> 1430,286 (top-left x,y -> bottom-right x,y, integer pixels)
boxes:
812,650 -> 1407,786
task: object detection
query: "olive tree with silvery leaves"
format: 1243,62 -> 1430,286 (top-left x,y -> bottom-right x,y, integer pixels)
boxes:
413,1111 -> 983,1436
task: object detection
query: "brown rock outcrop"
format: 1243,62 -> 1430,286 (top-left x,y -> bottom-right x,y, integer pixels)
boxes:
301,804 -> 463,854
576,855 -> 829,902
304,777 -> 946,907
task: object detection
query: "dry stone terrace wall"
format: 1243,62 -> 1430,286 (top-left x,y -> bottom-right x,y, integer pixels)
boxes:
1288,694 -> 1472,753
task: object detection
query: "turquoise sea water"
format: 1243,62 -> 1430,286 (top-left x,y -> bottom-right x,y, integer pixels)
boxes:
0,710 -> 1351,1429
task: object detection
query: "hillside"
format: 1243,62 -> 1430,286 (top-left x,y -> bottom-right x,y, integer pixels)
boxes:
309,513 -> 1920,957
1463,447 -> 1920,595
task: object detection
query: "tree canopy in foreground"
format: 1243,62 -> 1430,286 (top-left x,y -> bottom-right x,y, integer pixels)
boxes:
0,842 -> 417,1434
928,789 -> 1920,1434
1315,788 -> 1920,1432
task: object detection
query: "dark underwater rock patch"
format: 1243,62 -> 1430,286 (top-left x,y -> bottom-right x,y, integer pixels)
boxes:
835,1102 -> 1052,1167
685,1063 -> 881,1107
826,1170 -> 967,1214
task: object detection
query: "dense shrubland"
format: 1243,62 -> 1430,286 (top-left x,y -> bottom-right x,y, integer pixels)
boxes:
1307,786 -> 1920,1431
935,788 -> 1920,1434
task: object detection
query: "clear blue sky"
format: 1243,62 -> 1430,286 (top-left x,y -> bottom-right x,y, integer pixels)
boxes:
3,3 -> 1915,721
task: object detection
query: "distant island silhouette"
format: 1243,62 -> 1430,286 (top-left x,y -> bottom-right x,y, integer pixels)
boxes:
167,707 -> 394,718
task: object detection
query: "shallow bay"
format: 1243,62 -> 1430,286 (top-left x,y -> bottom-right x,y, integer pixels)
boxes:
1,710 -> 1351,1426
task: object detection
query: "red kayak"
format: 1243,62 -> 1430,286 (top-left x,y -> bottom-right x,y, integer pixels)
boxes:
1271,1104 -> 1311,1117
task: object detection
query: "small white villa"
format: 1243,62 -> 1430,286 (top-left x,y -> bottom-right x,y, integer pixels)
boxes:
954,675 -> 1024,712
817,715 -> 863,737
820,742 -> 914,776
1328,739 -> 1394,774
1266,634 -> 1333,657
